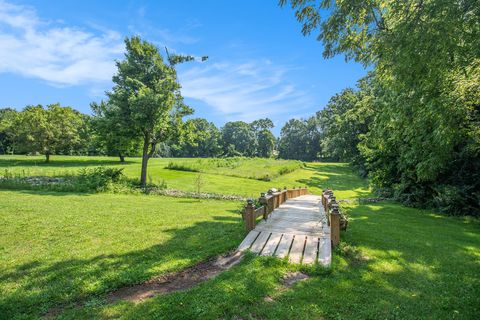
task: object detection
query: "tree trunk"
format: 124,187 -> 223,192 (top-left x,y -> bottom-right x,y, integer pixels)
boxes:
140,138 -> 150,188
119,152 -> 125,162
45,152 -> 50,163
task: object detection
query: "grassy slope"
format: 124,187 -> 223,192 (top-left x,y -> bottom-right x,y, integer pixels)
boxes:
0,191 -> 243,319
1,156 -> 479,319
0,155 -> 366,198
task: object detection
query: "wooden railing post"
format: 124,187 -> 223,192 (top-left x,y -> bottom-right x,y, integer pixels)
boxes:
267,190 -> 274,214
245,199 -> 255,232
259,193 -> 268,220
330,201 -> 340,247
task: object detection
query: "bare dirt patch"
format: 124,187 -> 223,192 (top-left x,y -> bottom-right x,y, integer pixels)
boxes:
282,271 -> 309,287
106,251 -> 244,304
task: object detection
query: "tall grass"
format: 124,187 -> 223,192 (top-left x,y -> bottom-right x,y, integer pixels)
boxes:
164,157 -> 304,181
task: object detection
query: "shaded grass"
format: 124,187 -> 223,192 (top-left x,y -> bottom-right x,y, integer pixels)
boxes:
58,202 -> 480,320
1,157 -> 479,319
0,191 -> 243,319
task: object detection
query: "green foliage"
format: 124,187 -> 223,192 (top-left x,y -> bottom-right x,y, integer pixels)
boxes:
221,121 -> 256,156
282,0 -> 480,215
76,167 -> 125,192
105,36 -> 194,187
165,161 -> 200,172
278,117 -> 321,161
14,104 -> 85,162
90,101 -> 143,161
0,108 -> 21,154
169,118 -> 221,157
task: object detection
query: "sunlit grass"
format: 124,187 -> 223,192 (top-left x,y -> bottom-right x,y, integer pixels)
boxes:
1,156 -> 477,319
0,155 -> 370,198
0,191 -> 243,318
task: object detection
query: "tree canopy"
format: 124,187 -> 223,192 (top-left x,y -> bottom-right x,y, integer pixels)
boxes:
282,0 -> 480,215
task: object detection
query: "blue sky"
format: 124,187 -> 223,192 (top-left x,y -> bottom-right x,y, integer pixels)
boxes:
0,0 -> 366,135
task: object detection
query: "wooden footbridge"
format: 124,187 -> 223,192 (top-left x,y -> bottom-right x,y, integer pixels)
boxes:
238,187 -> 342,266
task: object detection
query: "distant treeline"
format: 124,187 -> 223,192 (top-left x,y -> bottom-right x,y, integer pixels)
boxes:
0,105 -> 323,161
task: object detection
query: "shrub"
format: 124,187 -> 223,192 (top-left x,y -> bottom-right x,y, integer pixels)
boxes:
165,161 -> 200,172
76,167 -> 125,192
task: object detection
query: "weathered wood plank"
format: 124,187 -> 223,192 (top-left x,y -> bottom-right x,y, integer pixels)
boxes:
303,236 -> 318,265
261,232 -> 282,256
318,236 -> 332,266
289,235 -> 306,264
250,231 -> 271,254
238,230 -> 259,251
275,234 -> 293,258
238,194 -> 331,265
254,225 -> 326,237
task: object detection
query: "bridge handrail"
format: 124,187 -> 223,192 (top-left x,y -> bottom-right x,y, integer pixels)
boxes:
321,189 -> 341,247
243,187 -> 308,232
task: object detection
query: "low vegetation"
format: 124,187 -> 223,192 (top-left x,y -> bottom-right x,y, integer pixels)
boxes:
0,155 -> 315,197
1,158 -> 478,319
165,157 -> 304,181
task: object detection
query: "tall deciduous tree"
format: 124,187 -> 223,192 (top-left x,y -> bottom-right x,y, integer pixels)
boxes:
221,121 -> 256,156
251,118 -> 275,158
282,0 -> 480,215
105,36 -> 194,187
278,117 -> 321,161
18,104 -> 84,162
90,101 -> 142,162
170,118 -> 221,157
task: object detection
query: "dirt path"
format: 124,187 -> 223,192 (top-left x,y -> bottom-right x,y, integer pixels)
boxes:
44,251 -> 244,318
107,251 -> 244,303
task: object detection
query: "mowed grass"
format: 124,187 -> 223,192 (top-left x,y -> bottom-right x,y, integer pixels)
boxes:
0,155 -> 369,198
2,156 -> 478,319
59,202 -> 480,320
0,191 -> 243,319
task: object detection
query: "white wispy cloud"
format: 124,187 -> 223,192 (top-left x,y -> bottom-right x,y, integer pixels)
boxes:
178,60 -> 314,121
0,0 -> 314,121
0,0 -> 123,86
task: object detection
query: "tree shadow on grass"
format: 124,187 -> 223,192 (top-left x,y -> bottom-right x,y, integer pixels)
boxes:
0,157 -> 136,169
80,202 -> 479,320
296,163 -> 371,198
0,216 -> 244,319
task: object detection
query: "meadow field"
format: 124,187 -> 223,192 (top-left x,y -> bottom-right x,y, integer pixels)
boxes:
0,155 -> 479,319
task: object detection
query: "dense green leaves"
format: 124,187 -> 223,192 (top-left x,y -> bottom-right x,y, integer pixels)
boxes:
278,116 -> 321,161
104,36 -> 193,187
5,104 -> 85,162
282,0 -> 480,215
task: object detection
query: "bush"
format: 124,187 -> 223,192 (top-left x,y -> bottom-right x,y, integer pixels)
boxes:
165,161 -> 200,172
75,167 -> 125,192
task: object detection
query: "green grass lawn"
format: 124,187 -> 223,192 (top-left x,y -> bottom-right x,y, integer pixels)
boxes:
0,191 -> 243,319
58,202 -> 480,320
0,155 -> 369,199
1,156 -> 479,319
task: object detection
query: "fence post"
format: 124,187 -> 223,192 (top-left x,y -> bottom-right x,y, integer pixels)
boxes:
330,201 -> 340,247
259,193 -> 268,220
245,199 -> 256,232
267,190 -> 274,214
